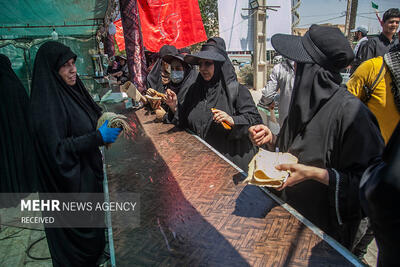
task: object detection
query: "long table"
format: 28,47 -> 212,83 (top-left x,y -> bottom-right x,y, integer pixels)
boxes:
104,104 -> 360,266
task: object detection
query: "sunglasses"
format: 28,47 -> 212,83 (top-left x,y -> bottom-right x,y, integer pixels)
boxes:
198,61 -> 214,67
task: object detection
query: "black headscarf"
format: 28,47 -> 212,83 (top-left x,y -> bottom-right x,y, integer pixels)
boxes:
271,26 -> 384,247
177,48 -> 262,171
146,45 -> 177,91
30,41 -> 103,193
183,62 -> 225,138
207,37 -> 239,112
164,54 -> 198,105
0,54 -> 38,198
278,63 -> 343,150
29,42 -> 106,266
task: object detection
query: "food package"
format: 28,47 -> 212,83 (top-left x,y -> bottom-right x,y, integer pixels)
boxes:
96,112 -> 134,148
145,95 -> 162,110
146,88 -> 166,99
155,107 -> 166,122
120,81 -> 146,103
243,148 -> 298,188
145,88 -> 167,110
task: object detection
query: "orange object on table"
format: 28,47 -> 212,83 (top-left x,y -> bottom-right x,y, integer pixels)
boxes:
211,108 -> 232,130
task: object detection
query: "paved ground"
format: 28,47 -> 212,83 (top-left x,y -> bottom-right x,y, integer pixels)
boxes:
0,203 -> 52,267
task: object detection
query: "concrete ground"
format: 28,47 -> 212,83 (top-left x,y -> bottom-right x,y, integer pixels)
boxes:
0,223 -> 52,266
0,194 -> 52,266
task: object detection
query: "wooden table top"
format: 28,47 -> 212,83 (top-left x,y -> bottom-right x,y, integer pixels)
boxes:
105,105 -> 359,267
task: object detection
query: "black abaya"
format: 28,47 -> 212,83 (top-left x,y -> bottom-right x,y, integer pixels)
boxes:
277,63 -> 384,248
0,54 -> 38,206
176,64 -> 262,171
360,122 -> 400,266
29,41 -> 105,267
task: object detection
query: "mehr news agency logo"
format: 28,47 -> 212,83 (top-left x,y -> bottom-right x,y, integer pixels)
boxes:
20,198 -> 137,224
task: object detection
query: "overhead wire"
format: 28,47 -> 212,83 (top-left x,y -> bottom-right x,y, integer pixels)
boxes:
298,14 -> 346,27
297,10 -> 385,28
219,9 -> 258,34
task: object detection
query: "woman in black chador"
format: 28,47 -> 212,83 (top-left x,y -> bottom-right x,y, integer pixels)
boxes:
249,25 -> 384,248
162,51 -> 197,119
146,45 -> 177,93
360,121 -> 400,266
29,41 -> 121,267
165,42 -> 262,171
0,54 -> 38,205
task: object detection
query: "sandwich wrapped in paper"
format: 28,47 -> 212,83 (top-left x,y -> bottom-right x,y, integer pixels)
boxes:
145,88 -> 166,110
244,148 -> 298,188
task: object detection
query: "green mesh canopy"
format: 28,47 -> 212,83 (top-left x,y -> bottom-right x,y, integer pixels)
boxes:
0,0 -> 108,93
0,0 -> 106,38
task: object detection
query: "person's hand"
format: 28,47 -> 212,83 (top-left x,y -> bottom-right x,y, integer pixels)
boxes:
165,89 -> 177,113
267,102 -> 275,111
152,100 -> 161,110
248,124 -> 273,146
98,120 -> 122,144
211,108 -> 234,126
275,164 -> 329,191
111,71 -> 120,78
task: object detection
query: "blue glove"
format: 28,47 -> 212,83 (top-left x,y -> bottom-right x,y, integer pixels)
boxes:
98,120 -> 122,143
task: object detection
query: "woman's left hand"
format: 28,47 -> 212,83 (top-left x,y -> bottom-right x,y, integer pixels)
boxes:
275,163 -> 329,191
211,108 -> 234,126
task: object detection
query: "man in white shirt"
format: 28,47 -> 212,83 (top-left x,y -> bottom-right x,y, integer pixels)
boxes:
352,25 -> 369,55
258,56 -> 295,128
350,25 -> 369,74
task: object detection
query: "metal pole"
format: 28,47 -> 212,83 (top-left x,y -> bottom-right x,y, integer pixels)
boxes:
344,0 -> 352,37
349,0 -> 358,33
253,0 -> 267,90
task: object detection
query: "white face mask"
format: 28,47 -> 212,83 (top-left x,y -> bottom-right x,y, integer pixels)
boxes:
170,70 -> 184,84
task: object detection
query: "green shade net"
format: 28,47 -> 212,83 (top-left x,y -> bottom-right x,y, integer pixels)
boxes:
0,37 -> 99,94
0,0 -> 106,38
0,0 -> 108,94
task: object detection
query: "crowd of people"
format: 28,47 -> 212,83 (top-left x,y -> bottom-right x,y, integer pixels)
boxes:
1,7 -> 399,267
141,13 -> 400,263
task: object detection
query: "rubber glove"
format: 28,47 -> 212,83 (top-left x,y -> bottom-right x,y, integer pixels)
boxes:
98,120 -> 122,143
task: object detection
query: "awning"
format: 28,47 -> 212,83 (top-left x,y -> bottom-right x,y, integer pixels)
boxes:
0,0 -> 107,38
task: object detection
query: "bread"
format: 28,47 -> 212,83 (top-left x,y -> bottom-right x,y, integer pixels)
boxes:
155,107 -> 166,121
244,148 -> 298,188
145,95 -> 162,110
146,88 -> 166,99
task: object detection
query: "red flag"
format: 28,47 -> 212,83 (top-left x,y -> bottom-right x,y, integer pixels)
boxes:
114,19 -> 125,51
137,0 -> 207,52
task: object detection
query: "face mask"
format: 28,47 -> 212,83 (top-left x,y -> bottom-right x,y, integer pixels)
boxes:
170,70 -> 184,84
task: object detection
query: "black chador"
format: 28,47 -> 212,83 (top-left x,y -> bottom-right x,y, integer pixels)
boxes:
0,54 -> 38,207
30,41 -> 105,267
